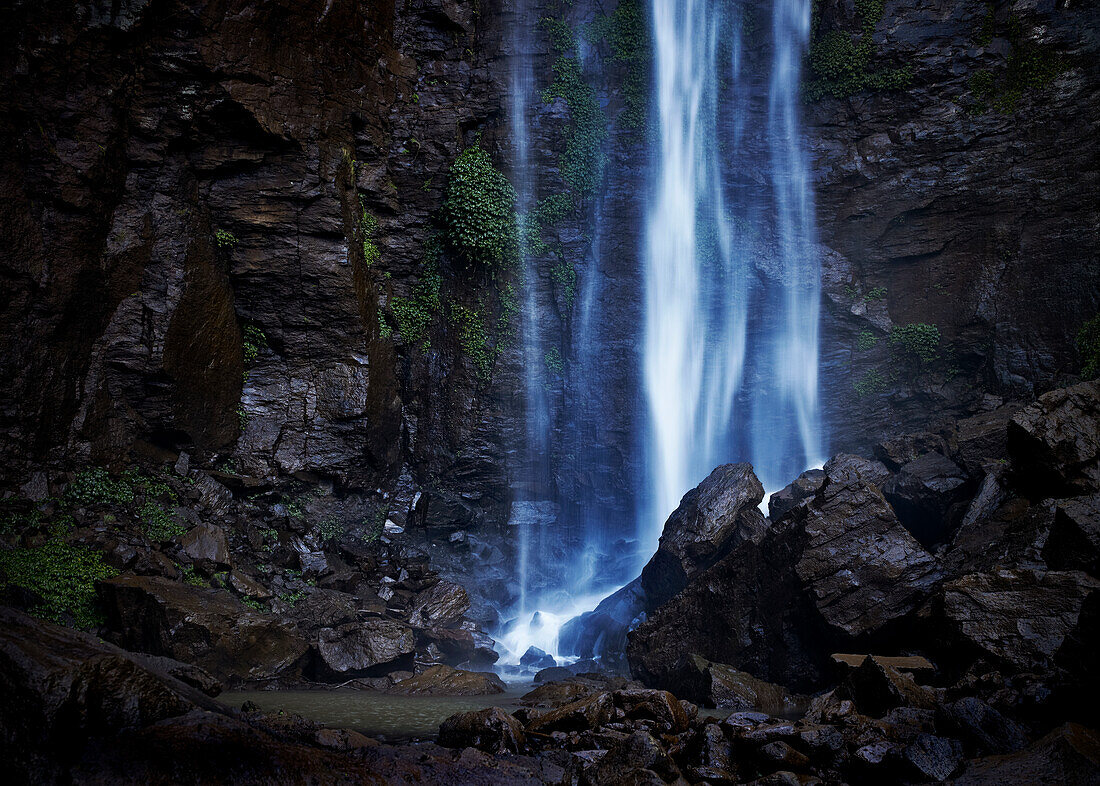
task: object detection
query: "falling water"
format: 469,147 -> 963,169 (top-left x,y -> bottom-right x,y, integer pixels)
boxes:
641,0 -> 823,558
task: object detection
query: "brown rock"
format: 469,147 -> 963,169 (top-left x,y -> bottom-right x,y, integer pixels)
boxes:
952,723 -> 1100,785
407,580 -> 471,628
178,522 -> 230,568
438,706 -> 525,754
387,664 -> 505,696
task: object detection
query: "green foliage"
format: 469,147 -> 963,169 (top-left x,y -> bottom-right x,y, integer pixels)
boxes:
241,597 -> 266,612
968,15 -> 1065,114
520,193 -> 577,257
540,16 -> 575,53
0,537 -> 117,629
497,282 -> 521,344
586,0 -> 650,130
805,0 -> 912,101
214,229 -> 238,248
853,369 -> 888,397
889,322 -> 941,365
140,501 -> 183,543
450,303 -> 496,381
551,260 -> 577,306
317,515 -> 343,543
279,589 -> 306,607
360,210 -> 380,267
543,57 -> 608,195
442,143 -> 518,269
1077,314 -> 1100,379
389,265 -> 441,350
864,286 -> 887,302
242,325 -> 267,366
181,565 -> 206,587
544,347 -> 565,376
237,405 -> 249,432
856,330 -> 878,352
66,467 -> 135,506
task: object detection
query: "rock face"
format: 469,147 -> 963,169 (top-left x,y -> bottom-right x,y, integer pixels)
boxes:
1009,381 -> 1100,497
640,463 -> 766,610
883,452 -> 972,547
97,575 -> 308,682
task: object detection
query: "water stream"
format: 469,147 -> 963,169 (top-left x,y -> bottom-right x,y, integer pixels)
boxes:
499,0 -> 825,669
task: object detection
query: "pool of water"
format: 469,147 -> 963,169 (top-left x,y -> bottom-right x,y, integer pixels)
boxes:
219,687 -> 533,742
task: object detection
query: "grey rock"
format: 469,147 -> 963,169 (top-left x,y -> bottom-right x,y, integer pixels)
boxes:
315,620 -> 416,676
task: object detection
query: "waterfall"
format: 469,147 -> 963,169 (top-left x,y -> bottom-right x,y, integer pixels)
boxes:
640,0 -> 824,559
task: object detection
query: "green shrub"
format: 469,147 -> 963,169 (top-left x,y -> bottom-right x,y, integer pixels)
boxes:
442,144 -> 518,269
853,369 -> 888,397
889,322 -> 941,365
1077,315 -> 1100,379
805,0 -> 912,101
214,229 -> 238,248
551,260 -> 578,306
0,538 -> 117,629
242,325 -> 267,366
318,515 -> 343,543
390,265 -> 441,350
856,330 -> 878,352
450,303 -> 496,381
864,286 -> 887,302
360,211 -> 380,267
66,467 -> 134,506
543,57 -> 608,195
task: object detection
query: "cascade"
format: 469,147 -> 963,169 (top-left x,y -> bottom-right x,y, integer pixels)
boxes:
500,0 -> 825,668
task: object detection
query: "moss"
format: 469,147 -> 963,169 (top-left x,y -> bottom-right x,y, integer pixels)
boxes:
181,565 -> 206,587
968,15 -> 1066,114
214,229 -> 238,248
0,537 -> 117,629
450,303 -> 496,381
241,597 -> 266,612
542,56 -> 608,196
389,264 -> 441,350
442,143 -> 518,269
360,210 -> 381,267
889,322 -> 941,365
805,0 -> 912,101
853,368 -> 888,397
544,346 -> 565,376
1077,314 -> 1100,379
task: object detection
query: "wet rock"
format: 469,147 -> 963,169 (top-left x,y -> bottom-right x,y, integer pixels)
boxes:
795,475 -> 942,638
98,575 -> 308,682
227,569 -> 273,600
520,646 -> 555,670
387,664 -> 504,696
177,522 -> 230,569
407,580 -> 470,628
680,654 -> 795,713
583,730 -> 678,785
315,620 -> 416,678
822,453 -> 891,488
1043,494 -> 1100,574
418,626 -> 499,668
830,653 -> 935,679
883,452 -> 972,547
558,577 -> 645,669
768,468 -> 825,522
942,569 -> 1100,671
640,463 -> 766,610
612,688 -> 690,733
874,432 -> 951,472
952,723 -> 1100,785
951,407 -> 1019,477
938,696 -> 1028,754
901,734 -> 963,782
1009,380 -> 1100,496
526,691 -> 615,734
534,666 -> 573,683
837,656 -> 937,717
291,589 -> 358,629
438,706 -> 525,754
521,678 -> 606,708
759,740 -> 810,770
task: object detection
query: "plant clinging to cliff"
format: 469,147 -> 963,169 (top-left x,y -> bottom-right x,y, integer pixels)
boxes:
805,0 -> 912,101
889,322 -> 941,365
442,142 -> 518,269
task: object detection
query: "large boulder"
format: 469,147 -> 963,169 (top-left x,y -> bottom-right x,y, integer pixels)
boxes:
951,723 -> 1100,785
1043,494 -> 1100,575
794,475 -> 943,638
438,706 -> 525,754
177,522 -> 230,570
678,654 -> 796,713
628,472 -> 942,691
97,575 -> 308,682
314,619 -> 416,678
387,664 -> 505,696
883,452 -> 973,547
558,577 -> 645,669
942,569 -> 1100,672
640,463 -> 766,610
768,468 -> 826,522
407,580 -> 470,628
1008,380 -> 1100,497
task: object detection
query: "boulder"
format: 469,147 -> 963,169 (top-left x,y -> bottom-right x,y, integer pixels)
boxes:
822,453 -> 891,488
534,666 -> 572,683
830,653 -> 935,678
1008,380 -> 1100,496
407,580 -> 470,628
768,468 -> 825,522
97,575 -> 308,682
177,522 -> 230,569
1043,494 -> 1100,575
883,452 -> 973,547
952,723 -> 1100,785
612,688 -> 690,733
795,475 -> 942,638
521,678 -> 606,708
950,407 -> 1019,477
640,463 -> 766,610
901,734 -> 964,782
942,569 -> 1100,672
526,691 -> 615,734
679,654 -> 795,713
228,569 -> 272,600
937,696 -> 1028,754
519,646 -> 555,670
558,577 -> 645,669
418,625 -> 499,668
387,664 -> 504,695
836,656 -> 937,717
874,432 -> 951,471
438,707 -> 525,754
583,730 -> 678,784
314,620 -> 416,678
